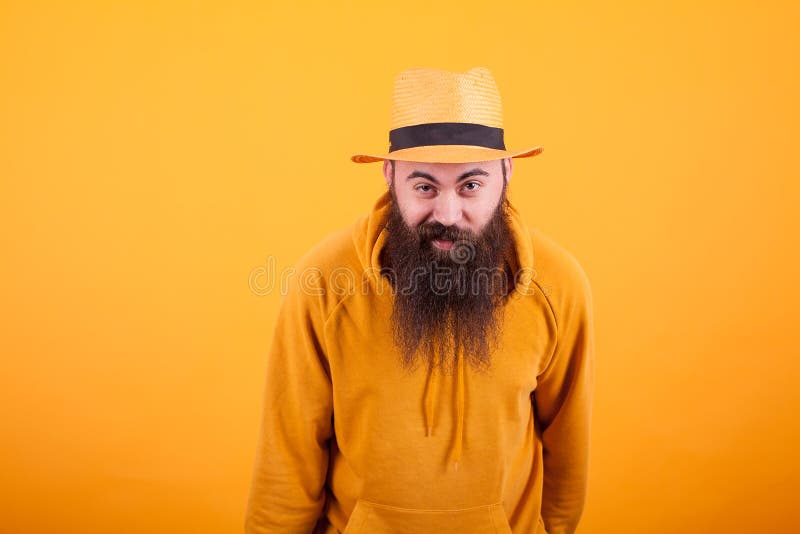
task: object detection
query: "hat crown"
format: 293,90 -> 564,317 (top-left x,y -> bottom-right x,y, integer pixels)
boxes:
390,67 -> 504,130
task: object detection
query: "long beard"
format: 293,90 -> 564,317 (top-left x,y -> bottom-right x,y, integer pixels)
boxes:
379,186 -> 516,375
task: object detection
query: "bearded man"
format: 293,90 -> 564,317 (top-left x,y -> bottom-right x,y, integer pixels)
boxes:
245,67 -> 596,534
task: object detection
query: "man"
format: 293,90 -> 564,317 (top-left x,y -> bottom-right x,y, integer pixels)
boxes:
245,67 -> 595,534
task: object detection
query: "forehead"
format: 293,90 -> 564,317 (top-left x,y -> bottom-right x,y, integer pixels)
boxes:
395,159 -> 501,175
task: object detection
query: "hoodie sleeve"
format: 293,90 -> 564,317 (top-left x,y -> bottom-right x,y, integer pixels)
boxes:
244,271 -> 334,534
533,262 -> 595,534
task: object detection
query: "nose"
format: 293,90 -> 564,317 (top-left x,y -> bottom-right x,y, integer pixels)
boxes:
431,193 -> 463,227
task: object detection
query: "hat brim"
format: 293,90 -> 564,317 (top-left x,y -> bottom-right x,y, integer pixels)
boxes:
350,145 -> 543,164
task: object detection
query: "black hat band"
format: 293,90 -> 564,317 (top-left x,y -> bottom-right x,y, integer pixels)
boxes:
388,122 -> 506,152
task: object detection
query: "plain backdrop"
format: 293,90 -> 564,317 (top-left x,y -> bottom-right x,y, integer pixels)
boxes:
1,1 -> 798,533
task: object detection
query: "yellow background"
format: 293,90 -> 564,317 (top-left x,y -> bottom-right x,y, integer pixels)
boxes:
2,1 -> 798,532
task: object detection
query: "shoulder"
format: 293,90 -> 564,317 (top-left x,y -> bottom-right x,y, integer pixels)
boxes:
527,226 -> 594,322
284,220 -> 365,315
294,223 -> 361,275
525,227 -> 595,380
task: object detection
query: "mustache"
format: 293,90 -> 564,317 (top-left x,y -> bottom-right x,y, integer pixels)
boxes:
417,221 -> 476,243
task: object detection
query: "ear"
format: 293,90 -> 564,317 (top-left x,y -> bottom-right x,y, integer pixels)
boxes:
382,160 -> 393,188
504,157 -> 513,183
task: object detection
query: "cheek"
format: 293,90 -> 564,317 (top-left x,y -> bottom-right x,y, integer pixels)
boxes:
402,207 -> 426,228
394,193 -> 427,226
473,193 -> 503,228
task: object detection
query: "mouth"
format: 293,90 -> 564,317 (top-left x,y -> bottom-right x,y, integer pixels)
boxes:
432,239 -> 455,251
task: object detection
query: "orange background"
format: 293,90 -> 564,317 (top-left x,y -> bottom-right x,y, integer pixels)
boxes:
1,1 -> 798,533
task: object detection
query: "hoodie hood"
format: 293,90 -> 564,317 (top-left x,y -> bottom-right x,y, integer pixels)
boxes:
353,190 -> 536,472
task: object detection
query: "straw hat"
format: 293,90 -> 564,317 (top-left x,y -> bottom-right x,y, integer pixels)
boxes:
351,66 -> 543,164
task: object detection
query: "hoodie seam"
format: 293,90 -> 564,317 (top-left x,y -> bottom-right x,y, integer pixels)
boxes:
488,505 -> 500,533
357,499 -> 505,513
530,278 -> 559,380
322,284 -> 359,334
304,290 -> 335,382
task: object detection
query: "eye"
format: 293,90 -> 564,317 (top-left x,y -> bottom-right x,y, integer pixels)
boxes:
462,181 -> 481,192
415,183 -> 435,194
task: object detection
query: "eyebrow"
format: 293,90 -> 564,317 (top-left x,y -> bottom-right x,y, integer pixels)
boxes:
405,168 -> 489,185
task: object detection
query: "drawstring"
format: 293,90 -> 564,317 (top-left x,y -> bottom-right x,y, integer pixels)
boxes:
423,352 -> 440,437
423,350 -> 466,472
450,350 -> 465,471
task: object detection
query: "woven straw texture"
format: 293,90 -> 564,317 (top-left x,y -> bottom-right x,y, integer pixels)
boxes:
390,67 -> 504,129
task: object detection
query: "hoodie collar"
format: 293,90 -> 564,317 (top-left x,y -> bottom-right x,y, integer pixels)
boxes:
354,190 -> 535,472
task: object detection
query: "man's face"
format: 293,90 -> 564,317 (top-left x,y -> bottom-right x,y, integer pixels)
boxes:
382,158 -> 512,243
379,158 -> 515,375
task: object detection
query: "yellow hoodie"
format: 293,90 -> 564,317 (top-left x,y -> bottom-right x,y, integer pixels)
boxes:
245,191 -> 595,534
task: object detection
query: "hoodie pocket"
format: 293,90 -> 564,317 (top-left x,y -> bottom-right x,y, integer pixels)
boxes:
341,499 -> 513,534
